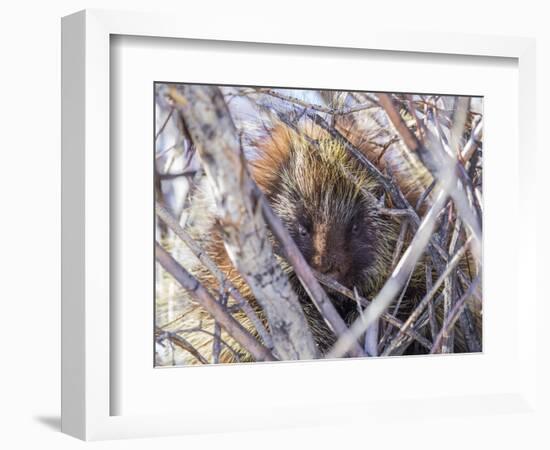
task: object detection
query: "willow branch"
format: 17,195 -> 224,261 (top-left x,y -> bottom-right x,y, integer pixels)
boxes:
155,327 -> 208,365
431,277 -> 481,354
255,88 -> 376,115
155,202 -> 273,350
377,93 -> 481,260
168,85 -> 319,361
313,271 -> 432,350
461,120 -> 483,162
382,235 -> 473,356
156,242 -> 276,362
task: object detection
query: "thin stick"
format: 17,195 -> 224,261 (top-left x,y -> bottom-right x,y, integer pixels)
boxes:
431,277 -> 481,353
155,242 -> 276,362
313,271 -> 432,350
426,260 -> 438,340
378,269 -> 415,351
168,85 -> 319,361
155,107 -> 174,142
173,326 -> 243,362
155,202 -> 273,349
377,93 -> 482,260
382,235 -> 473,356
461,120 -> 483,162
255,88 -> 377,115
212,292 -> 227,364
155,327 -> 208,365
441,217 -> 463,352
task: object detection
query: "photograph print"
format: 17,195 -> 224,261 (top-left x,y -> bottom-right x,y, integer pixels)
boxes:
154,84 -> 483,366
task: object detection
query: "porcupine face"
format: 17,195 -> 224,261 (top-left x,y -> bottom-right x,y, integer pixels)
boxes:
266,136 -> 394,296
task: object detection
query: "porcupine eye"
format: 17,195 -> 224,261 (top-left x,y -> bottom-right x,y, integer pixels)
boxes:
351,222 -> 360,236
297,223 -> 309,237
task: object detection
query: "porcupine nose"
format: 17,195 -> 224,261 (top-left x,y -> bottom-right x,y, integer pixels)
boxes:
316,258 -> 345,281
310,224 -> 347,281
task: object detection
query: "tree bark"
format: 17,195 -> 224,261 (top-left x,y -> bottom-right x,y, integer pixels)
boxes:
170,85 -> 319,361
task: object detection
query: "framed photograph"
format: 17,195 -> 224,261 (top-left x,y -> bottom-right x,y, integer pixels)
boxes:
153,82 -> 484,367
62,9 -> 539,441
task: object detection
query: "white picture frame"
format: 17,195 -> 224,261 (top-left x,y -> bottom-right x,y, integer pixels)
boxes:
61,9 -> 539,441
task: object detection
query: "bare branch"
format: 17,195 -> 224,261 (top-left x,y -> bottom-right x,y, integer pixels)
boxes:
431,277 -> 481,354
168,85 -> 319,361
461,120 -> 483,162
155,242 -> 276,362
155,107 -> 175,142
441,217 -> 462,352
377,93 -> 482,260
155,202 -> 273,350
254,88 -> 377,115
155,327 -> 208,365
382,235 -> 473,356
313,271 -> 432,350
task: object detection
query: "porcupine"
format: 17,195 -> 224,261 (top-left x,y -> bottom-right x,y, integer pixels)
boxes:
159,117 -> 481,365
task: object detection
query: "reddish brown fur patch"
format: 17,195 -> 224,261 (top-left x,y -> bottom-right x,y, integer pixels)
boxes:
249,122 -> 331,192
311,223 -> 329,269
204,228 -> 253,298
249,124 -> 294,192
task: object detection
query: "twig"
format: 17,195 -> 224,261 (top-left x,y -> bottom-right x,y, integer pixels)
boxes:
461,120 -> 483,162
173,325 -> 244,362
212,292 -> 228,364
364,316 -> 379,357
313,271 -> 432,350
155,107 -> 175,142
379,208 -> 417,220
381,235 -> 472,356
155,242 -> 276,362
391,220 -> 409,269
415,180 -> 436,212
255,88 -> 377,115
156,170 -> 198,180
406,94 -> 426,144
377,93 -> 482,260
378,269 -> 415,352
169,85 -> 319,361
425,260 -> 438,340
430,277 -> 481,353
155,327 -> 208,365
441,217 -> 462,352
155,202 -> 273,349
